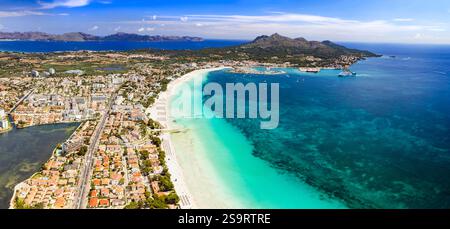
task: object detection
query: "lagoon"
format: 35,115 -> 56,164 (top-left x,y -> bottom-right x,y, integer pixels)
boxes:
0,123 -> 79,208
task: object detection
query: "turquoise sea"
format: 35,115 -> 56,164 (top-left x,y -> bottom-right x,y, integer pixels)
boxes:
171,44 -> 450,208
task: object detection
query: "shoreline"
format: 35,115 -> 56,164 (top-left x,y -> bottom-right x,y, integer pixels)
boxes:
7,66 -> 352,209
147,66 -> 350,209
147,67 -> 230,209
0,126 -> 13,134
13,119 -> 89,130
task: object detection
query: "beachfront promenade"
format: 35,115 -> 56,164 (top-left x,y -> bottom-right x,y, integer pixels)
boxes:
147,93 -> 195,209
145,67 -> 232,209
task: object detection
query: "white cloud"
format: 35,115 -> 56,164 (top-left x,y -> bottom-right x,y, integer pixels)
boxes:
117,12 -> 450,43
184,13 -> 437,34
183,13 -> 449,42
186,13 -> 356,24
0,10 -> 48,17
0,24 -> 4,30
414,33 -> 423,39
427,26 -> 446,32
89,25 -> 99,31
429,28 -> 446,32
114,26 -> 121,32
152,15 -> 157,20
394,18 -> 414,22
137,26 -> 155,32
0,10 -> 70,18
38,0 -> 91,9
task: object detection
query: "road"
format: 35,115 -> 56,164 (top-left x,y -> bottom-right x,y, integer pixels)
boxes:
8,88 -> 35,114
74,91 -> 118,209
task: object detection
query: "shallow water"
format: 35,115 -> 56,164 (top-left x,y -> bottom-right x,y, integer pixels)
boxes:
169,70 -> 346,208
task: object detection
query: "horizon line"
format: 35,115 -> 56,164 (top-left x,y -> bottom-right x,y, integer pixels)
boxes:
1,30 -> 450,45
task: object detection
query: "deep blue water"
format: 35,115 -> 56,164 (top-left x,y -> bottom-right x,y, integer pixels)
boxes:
205,44 -> 450,208
0,40 -> 246,52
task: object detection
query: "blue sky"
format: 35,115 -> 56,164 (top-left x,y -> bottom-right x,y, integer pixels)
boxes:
0,0 -> 449,43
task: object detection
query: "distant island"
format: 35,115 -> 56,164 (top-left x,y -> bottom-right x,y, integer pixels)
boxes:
0,32 -> 204,42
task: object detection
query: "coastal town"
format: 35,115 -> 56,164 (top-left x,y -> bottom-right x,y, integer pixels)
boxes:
0,33 -> 376,209
1,51 -> 200,209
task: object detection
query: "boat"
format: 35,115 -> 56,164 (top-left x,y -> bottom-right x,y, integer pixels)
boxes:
299,67 -> 321,73
338,69 -> 356,77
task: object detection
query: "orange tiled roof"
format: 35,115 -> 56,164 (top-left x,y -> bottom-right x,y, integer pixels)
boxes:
89,198 -> 99,208
99,199 -> 109,207
90,190 -> 98,197
54,197 -> 66,209
92,179 -> 101,186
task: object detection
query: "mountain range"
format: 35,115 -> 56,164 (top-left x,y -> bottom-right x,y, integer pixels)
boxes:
155,33 -> 379,67
0,32 -> 204,42
239,33 -> 378,58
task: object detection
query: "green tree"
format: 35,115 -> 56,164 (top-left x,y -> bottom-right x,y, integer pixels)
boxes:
165,192 -> 180,205
139,150 -> 150,160
151,136 -> 161,147
159,175 -> 174,192
124,201 -> 140,209
77,146 -> 88,156
147,195 -> 168,209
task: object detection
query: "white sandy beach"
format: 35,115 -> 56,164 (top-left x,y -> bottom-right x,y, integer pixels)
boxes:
147,67 -> 233,209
